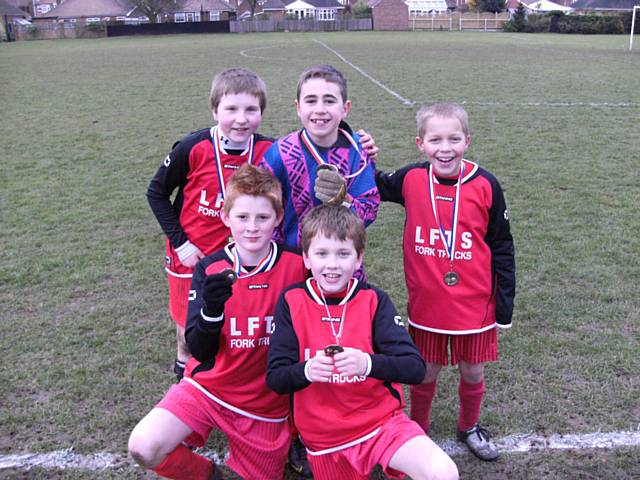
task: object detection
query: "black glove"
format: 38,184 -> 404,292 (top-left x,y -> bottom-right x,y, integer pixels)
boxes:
201,272 -> 234,318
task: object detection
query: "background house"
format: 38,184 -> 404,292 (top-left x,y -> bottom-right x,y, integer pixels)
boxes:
570,0 -> 638,11
519,0 -> 572,12
165,0 -> 235,22
369,0 -> 408,29
37,0 -> 140,24
285,0 -> 345,20
1,0 -> 29,40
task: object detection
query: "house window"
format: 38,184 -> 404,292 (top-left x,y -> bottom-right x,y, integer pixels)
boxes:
175,13 -> 186,22
86,17 -> 101,23
210,11 -> 220,20
186,12 -> 195,22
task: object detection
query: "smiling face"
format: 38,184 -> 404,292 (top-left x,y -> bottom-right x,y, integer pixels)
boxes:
416,115 -> 471,178
221,194 -> 282,264
303,233 -> 362,294
296,78 -> 351,147
213,92 -> 262,146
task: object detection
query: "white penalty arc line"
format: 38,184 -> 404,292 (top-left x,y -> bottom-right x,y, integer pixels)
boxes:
312,38 -> 415,106
239,44 -> 290,61
1,430 -> 638,471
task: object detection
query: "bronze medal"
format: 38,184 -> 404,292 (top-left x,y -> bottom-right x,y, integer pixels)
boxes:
220,268 -> 237,284
324,344 -> 344,357
444,271 -> 459,287
316,163 -> 339,173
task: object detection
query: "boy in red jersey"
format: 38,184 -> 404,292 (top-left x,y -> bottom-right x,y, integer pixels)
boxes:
147,68 -> 378,380
147,68 -> 273,380
267,205 -> 458,480
130,164 -> 308,480
375,102 -> 516,461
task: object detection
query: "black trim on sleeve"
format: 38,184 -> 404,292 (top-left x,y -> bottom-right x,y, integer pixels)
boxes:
146,128 -> 210,249
482,169 -> 516,327
375,162 -> 426,205
367,285 -> 426,384
185,253 -> 226,362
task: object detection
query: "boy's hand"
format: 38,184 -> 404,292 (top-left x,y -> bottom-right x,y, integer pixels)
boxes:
333,348 -> 368,377
356,129 -> 379,162
201,272 -> 234,318
176,241 -> 205,268
307,353 -> 334,383
314,167 -> 347,205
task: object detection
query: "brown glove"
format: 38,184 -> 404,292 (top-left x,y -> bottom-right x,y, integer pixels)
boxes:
314,165 -> 347,205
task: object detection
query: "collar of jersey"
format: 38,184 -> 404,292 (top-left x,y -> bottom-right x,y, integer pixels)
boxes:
430,159 -> 478,185
306,277 -> 359,306
223,241 -> 279,274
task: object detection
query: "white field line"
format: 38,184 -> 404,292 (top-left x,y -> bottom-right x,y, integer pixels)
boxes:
239,44 -> 290,61
240,41 -> 638,109
312,38 -> 416,106
1,430 -> 638,472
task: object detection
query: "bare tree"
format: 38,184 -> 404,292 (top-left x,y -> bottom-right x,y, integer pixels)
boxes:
130,0 -> 176,23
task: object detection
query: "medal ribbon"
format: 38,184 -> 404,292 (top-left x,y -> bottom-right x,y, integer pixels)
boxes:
227,241 -> 277,280
427,162 -> 464,269
211,126 -> 255,199
300,128 -> 368,179
317,278 -> 354,346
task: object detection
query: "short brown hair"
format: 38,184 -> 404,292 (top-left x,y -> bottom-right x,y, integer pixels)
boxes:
210,68 -> 267,113
223,164 -> 283,216
416,102 -> 470,139
301,205 -> 365,256
296,64 -> 348,103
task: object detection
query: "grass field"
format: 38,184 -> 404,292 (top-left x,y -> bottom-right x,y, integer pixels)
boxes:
1,31 -> 639,479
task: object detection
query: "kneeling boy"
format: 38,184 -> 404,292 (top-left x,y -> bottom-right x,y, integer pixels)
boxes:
267,205 -> 458,480
129,164 -> 308,480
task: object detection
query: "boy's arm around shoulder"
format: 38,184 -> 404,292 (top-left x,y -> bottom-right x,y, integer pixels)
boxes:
374,163 -> 423,204
147,139 -> 191,249
185,258 -> 225,362
368,287 -> 426,384
266,290 -> 311,394
486,174 -> 516,328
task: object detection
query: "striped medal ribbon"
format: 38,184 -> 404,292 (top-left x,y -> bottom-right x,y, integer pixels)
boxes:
427,162 -> 464,287
300,128 -> 368,179
226,241 -> 277,280
211,126 -> 255,200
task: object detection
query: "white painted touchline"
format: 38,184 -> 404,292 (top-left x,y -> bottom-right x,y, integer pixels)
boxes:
312,38 -> 415,106
1,431 -> 638,471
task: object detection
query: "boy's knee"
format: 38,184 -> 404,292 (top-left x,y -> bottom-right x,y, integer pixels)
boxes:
433,456 -> 459,480
128,431 -> 163,468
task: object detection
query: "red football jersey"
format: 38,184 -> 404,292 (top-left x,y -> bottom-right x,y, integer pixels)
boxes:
147,128 -> 274,276
376,159 -> 516,333
269,279 -> 426,451
184,243 -> 307,420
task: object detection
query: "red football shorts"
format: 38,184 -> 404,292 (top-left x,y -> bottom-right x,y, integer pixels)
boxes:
166,272 -> 192,328
306,413 -> 424,480
156,380 -> 289,480
410,326 -> 498,366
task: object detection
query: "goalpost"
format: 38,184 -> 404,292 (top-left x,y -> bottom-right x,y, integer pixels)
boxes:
631,5 -> 639,50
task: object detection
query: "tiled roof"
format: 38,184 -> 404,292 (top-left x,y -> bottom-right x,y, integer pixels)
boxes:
571,0 -> 637,8
286,0 -> 342,7
0,0 -> 28,15
262,0 -> 286,9
47,0 -> 133,17
175,0 -> 235,12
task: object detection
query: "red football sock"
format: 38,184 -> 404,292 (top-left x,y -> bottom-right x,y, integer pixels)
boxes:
410,381 -> 437,433
458,378 -> 485,432
153,444 -> 213,480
